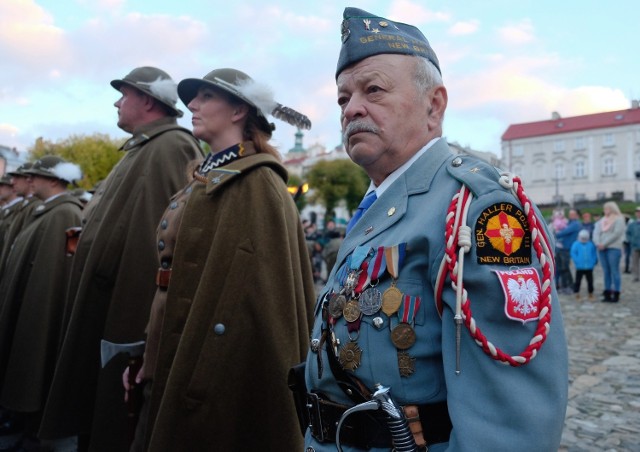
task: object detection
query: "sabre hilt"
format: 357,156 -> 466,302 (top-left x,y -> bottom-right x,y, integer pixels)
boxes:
336,384 -> 419,452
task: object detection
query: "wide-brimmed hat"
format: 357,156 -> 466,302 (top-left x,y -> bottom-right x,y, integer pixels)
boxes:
178,68 -> 311,136
111,66 -> 183,118
336,7 -> 440,78
24,155 -> 82,185
6,162 -> 33,178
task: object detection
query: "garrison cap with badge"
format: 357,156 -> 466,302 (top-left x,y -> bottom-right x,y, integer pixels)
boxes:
111,66 -> 183,118
24,155 -> 82,185
177,68 -> 311,139
336,7 -> 440,78
299,7 -> 568,452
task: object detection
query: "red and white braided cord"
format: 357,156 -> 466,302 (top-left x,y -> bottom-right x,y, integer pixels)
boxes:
443,175 -> 554,366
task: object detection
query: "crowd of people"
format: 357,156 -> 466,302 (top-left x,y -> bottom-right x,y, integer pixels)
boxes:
550,201 -> 640,303
0,6 -> 577,452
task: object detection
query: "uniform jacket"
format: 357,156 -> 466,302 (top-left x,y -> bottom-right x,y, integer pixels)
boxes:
0,194 -> 82,417
39,117 -> 203,449
146,153 -> 316,451
304,139 -> 568,451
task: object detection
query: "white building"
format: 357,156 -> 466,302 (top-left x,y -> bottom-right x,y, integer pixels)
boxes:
501,101 -> 640,205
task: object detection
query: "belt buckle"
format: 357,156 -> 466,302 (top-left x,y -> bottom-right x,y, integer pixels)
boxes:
306,393 -> 325,442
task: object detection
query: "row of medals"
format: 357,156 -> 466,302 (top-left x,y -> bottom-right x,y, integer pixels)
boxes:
324,269 -> 417,377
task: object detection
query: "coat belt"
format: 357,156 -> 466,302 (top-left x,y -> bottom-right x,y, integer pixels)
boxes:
156,268 -> 171,290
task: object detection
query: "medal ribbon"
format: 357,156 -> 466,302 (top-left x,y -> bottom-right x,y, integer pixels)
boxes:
367,246 -> 388,281
385,243 -> 407,279
398,294 -> 422,324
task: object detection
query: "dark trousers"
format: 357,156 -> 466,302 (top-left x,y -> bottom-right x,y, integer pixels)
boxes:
556,248 -> 573,288
574,269 -> 594,294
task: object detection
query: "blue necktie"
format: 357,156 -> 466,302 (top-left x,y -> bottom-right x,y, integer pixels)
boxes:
346,191 -> 377,234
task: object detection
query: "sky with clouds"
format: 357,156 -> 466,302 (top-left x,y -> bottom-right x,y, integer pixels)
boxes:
1,0 -> 638,159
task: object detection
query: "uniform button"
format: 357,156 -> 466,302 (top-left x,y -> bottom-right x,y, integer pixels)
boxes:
170,202 -> 178,209
160,219 -> 168,229
213,323 -> 225,335
158,240 -> 165,251
185,186 -> 193,194
161,261 -> 170,269
306,448 -> 315,452
452,156 -> 463,167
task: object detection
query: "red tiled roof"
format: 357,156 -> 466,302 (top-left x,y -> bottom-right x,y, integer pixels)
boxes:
502,107 -> 640,141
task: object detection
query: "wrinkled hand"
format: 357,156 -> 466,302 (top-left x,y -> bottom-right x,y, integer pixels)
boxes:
122,364 -> 145,402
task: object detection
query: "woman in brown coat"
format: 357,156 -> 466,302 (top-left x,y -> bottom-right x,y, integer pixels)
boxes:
125,68 -> 316,451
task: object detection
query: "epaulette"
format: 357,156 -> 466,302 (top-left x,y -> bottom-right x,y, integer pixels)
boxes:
445,155 -> 505,198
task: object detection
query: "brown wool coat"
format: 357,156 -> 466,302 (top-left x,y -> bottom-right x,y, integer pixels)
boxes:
0,194 -> 82,420
39,118 -> 203,450
146,153 -> 316,452
0,196 -> 43,275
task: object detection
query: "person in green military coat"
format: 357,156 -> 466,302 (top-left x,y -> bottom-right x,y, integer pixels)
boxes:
131,68 -> 316,452
0,156 -> 83,451
39,67 -> 203,452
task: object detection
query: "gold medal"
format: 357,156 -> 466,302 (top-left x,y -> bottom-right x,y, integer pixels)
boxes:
328,293 -> 346,319
339,342 -> 362,371
390,322 -> 416,350
343,299 -> 361,323
381,284 -> 403,316
398,351 -> 416,377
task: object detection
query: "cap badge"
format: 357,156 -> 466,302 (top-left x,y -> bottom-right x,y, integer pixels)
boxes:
341,19 -> 350,43
363,19 -> 371,30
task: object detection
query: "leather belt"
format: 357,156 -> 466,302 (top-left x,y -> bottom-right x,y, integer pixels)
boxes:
306,392 -> 451,449
155,268 -> 172,290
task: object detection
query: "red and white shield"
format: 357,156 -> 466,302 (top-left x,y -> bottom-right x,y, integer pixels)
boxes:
493,268 -> 541,323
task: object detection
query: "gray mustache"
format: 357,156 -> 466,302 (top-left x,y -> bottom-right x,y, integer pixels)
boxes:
342,121 -> 380,145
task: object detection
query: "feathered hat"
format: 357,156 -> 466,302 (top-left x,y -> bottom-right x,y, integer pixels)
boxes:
111,66 -> 183,118
177,68 -> 311,137
24,155 -> 83,185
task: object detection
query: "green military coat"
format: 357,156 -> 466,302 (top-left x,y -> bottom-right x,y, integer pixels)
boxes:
145,153 -> 316,451
0,194 -> 82,423
39,117 -> 203,451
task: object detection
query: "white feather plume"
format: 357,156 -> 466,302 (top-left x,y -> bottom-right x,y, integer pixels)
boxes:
143,77 -> 179,104
234,78 -> 277,118
52,162 -> 82,183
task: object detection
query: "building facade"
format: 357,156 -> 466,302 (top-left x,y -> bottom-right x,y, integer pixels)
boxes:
501,101 -> 640,206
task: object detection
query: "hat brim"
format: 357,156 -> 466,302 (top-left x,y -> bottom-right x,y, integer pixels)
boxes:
111,79 -> 184,118
178,78 -> 274,135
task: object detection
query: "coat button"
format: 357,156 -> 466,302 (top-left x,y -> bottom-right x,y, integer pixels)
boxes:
160,219 -> 168,229
158,240 -> 165,251
170,202 -> 178,209
214,323 -> 225,335
452,156 -> 463,167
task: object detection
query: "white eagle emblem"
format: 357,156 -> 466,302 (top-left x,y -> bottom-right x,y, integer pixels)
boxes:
493,268 -> 542,323
507,276 -> 539,315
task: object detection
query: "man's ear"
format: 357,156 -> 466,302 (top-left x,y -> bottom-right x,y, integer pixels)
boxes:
428,85 -> 448,121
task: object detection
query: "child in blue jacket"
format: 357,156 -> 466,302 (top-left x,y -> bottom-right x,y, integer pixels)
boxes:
570,229 -> 598,300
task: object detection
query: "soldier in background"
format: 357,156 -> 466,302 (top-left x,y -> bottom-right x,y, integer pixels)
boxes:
40,67 -> 203,452
0,163 -> 43,275
0,175 -> 22,260
0,156 -> 83,451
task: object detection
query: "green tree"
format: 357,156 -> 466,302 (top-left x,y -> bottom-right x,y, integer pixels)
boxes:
306,159 -> 369,216
28,134 -> 124,189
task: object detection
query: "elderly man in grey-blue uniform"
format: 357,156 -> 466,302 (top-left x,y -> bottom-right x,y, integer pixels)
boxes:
297,7 -> 568,452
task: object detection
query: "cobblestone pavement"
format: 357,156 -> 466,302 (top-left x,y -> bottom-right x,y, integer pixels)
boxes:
559,265 -> 640,452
